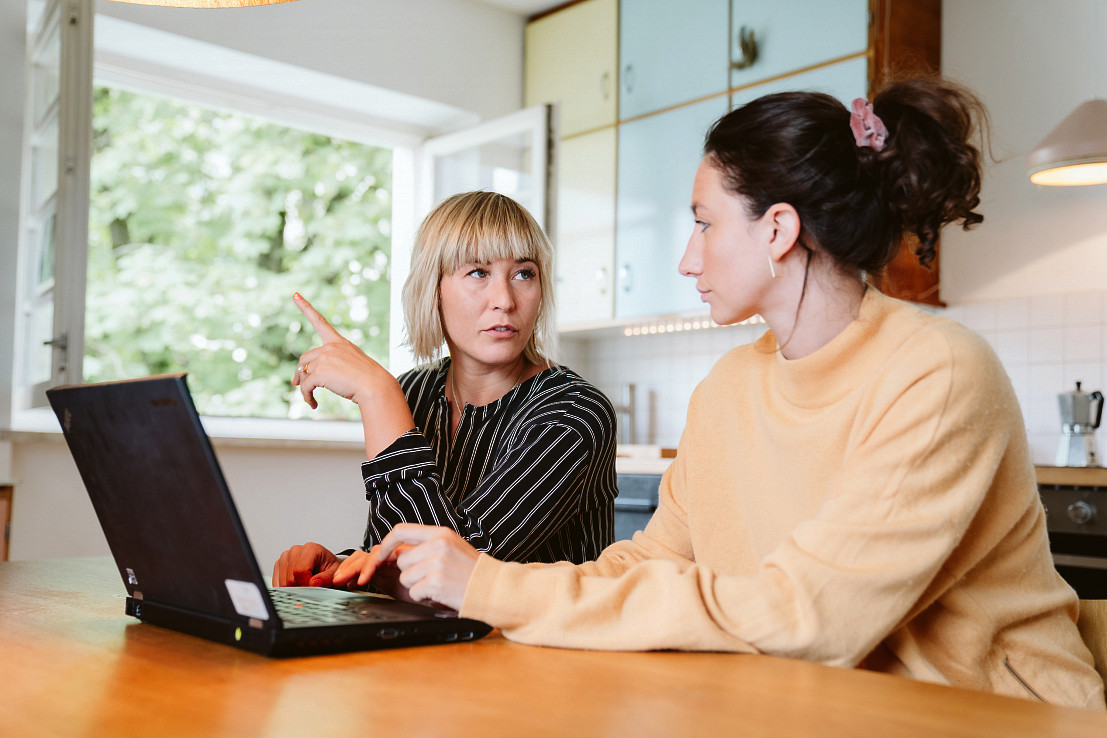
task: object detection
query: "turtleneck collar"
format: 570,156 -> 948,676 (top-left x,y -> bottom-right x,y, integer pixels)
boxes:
758,288 -> 920,409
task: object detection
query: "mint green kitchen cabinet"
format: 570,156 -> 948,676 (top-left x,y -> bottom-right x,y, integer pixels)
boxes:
730,56 -> 868,109
728,0 -> 869,91
618,0 -> 730,121
555,127 -> 617,325
526,0 -> 943,329
525,0 -> 619,326
615,97 -> 728,318
525,0 -> 618,137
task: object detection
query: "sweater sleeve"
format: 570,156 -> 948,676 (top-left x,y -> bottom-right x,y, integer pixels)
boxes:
565,450 -> 699,577
361,398 -> 613,562
460,328 -> 1019,661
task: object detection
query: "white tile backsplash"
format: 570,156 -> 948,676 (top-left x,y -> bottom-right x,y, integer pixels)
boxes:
1064,324 -> 1102,363
1065,291 -> 1102,325
993,297 -> 1029,330
566,288 -> 1107,464
993,330 -> 1029,366
1028,327 -> 1064,362
960,301 -> 995,332
1029,293 -> 1066,327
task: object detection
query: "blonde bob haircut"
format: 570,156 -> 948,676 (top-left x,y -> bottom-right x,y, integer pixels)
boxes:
402,191 -> 557,365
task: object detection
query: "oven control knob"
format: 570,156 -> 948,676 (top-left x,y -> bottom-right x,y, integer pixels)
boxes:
1066,500 -> 1096,525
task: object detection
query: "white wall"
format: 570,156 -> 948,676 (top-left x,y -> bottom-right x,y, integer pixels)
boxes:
10,436 -> 370,568
940,0 -> 1107,303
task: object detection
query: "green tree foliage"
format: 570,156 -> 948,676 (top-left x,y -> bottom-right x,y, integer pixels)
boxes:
86,87 -> 392,420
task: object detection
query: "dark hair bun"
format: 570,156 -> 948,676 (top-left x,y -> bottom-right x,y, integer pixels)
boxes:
703,76 -> 987,273
870,77 -> 987,268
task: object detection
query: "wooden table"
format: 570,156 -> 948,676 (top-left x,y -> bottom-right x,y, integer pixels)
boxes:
2,558 -> 1105,737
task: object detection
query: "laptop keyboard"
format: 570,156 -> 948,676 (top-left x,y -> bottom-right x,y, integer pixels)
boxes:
268,587 -> 409,626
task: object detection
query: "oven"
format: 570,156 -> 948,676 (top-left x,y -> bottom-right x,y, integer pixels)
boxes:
614,473 -> 661,542
1037,466 -> 1107,599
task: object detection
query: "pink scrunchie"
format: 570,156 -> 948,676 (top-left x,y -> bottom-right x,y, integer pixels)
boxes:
849,98 -> 887,152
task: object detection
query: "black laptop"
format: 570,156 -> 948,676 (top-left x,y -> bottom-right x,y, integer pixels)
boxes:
46,373 -> 492,656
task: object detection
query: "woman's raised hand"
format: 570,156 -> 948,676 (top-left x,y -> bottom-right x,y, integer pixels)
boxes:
291,292 -> 416,458
333,524 -> 480,611
292,292 -> 393,409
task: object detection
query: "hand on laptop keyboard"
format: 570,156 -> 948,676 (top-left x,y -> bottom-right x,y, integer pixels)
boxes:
272,541 -> 341,588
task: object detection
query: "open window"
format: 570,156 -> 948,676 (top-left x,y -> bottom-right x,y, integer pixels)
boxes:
416,104 -> 554,231
13,0 -> 93,411
10,4 -> 553,430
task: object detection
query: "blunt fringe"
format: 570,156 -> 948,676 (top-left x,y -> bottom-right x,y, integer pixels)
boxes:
402,191 -> 557,365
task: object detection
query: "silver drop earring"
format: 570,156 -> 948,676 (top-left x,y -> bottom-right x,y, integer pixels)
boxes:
768,253 -> 779,279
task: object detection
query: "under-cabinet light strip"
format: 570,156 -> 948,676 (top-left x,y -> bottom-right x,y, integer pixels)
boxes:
622,314 -> 765,337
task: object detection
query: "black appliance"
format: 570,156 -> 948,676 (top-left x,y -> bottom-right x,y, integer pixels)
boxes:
614,473 -> 661,541
1038,467 -> 1107,599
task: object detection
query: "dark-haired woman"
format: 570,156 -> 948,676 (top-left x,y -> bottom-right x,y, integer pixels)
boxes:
334,79 -> 1105,708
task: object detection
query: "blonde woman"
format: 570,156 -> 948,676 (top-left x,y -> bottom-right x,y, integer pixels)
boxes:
273,191 -> 617,586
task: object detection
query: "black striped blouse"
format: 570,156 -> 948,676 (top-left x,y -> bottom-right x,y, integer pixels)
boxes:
360,358 -> 617,564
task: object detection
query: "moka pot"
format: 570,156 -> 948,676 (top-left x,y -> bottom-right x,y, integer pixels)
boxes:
1055,381 -> 1103,467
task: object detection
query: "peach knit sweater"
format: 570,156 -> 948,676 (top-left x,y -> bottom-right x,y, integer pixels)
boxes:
460,288 -> 1105,709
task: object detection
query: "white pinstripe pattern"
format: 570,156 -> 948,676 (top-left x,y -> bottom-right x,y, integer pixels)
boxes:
360,359 -> 618,564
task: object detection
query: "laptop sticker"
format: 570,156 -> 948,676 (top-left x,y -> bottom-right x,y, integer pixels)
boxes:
224,579 -> 270,620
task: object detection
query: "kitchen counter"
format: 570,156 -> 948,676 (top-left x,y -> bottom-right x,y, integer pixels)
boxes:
615,456 -> 674,475
615,445 -> 675,475
1036,466 -> 1107,487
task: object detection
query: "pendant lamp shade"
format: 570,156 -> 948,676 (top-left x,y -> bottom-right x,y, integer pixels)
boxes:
105,0 -> 296,7
1027,99 -> 1107,186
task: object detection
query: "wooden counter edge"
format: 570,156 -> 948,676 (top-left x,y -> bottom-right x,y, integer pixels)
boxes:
1036,466 -> 1107,487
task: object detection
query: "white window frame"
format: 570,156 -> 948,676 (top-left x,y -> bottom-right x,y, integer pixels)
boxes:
13,0 -> 92,414
417,104 -> 554,232
9,9 -> 551,443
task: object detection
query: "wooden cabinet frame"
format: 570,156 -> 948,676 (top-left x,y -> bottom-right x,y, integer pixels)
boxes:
869,0 -> 944,305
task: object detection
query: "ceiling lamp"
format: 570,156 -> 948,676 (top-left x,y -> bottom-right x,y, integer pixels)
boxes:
105,0 -> 296,7
1027,99 -> 1107,187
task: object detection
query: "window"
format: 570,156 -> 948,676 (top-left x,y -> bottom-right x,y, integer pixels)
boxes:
10,3 -> 550,435
13,0 -> 92,412
86,86 -> 393,421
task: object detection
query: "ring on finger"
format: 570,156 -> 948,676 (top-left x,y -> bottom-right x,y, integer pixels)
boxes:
299,363 -> 310,375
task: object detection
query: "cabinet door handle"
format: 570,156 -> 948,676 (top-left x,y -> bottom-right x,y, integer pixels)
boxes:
601,70 -> 611,100
596,265 -> 608,294
618,264 -> 633,292
731,25 -> 759,71
623,64 -> 634,94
